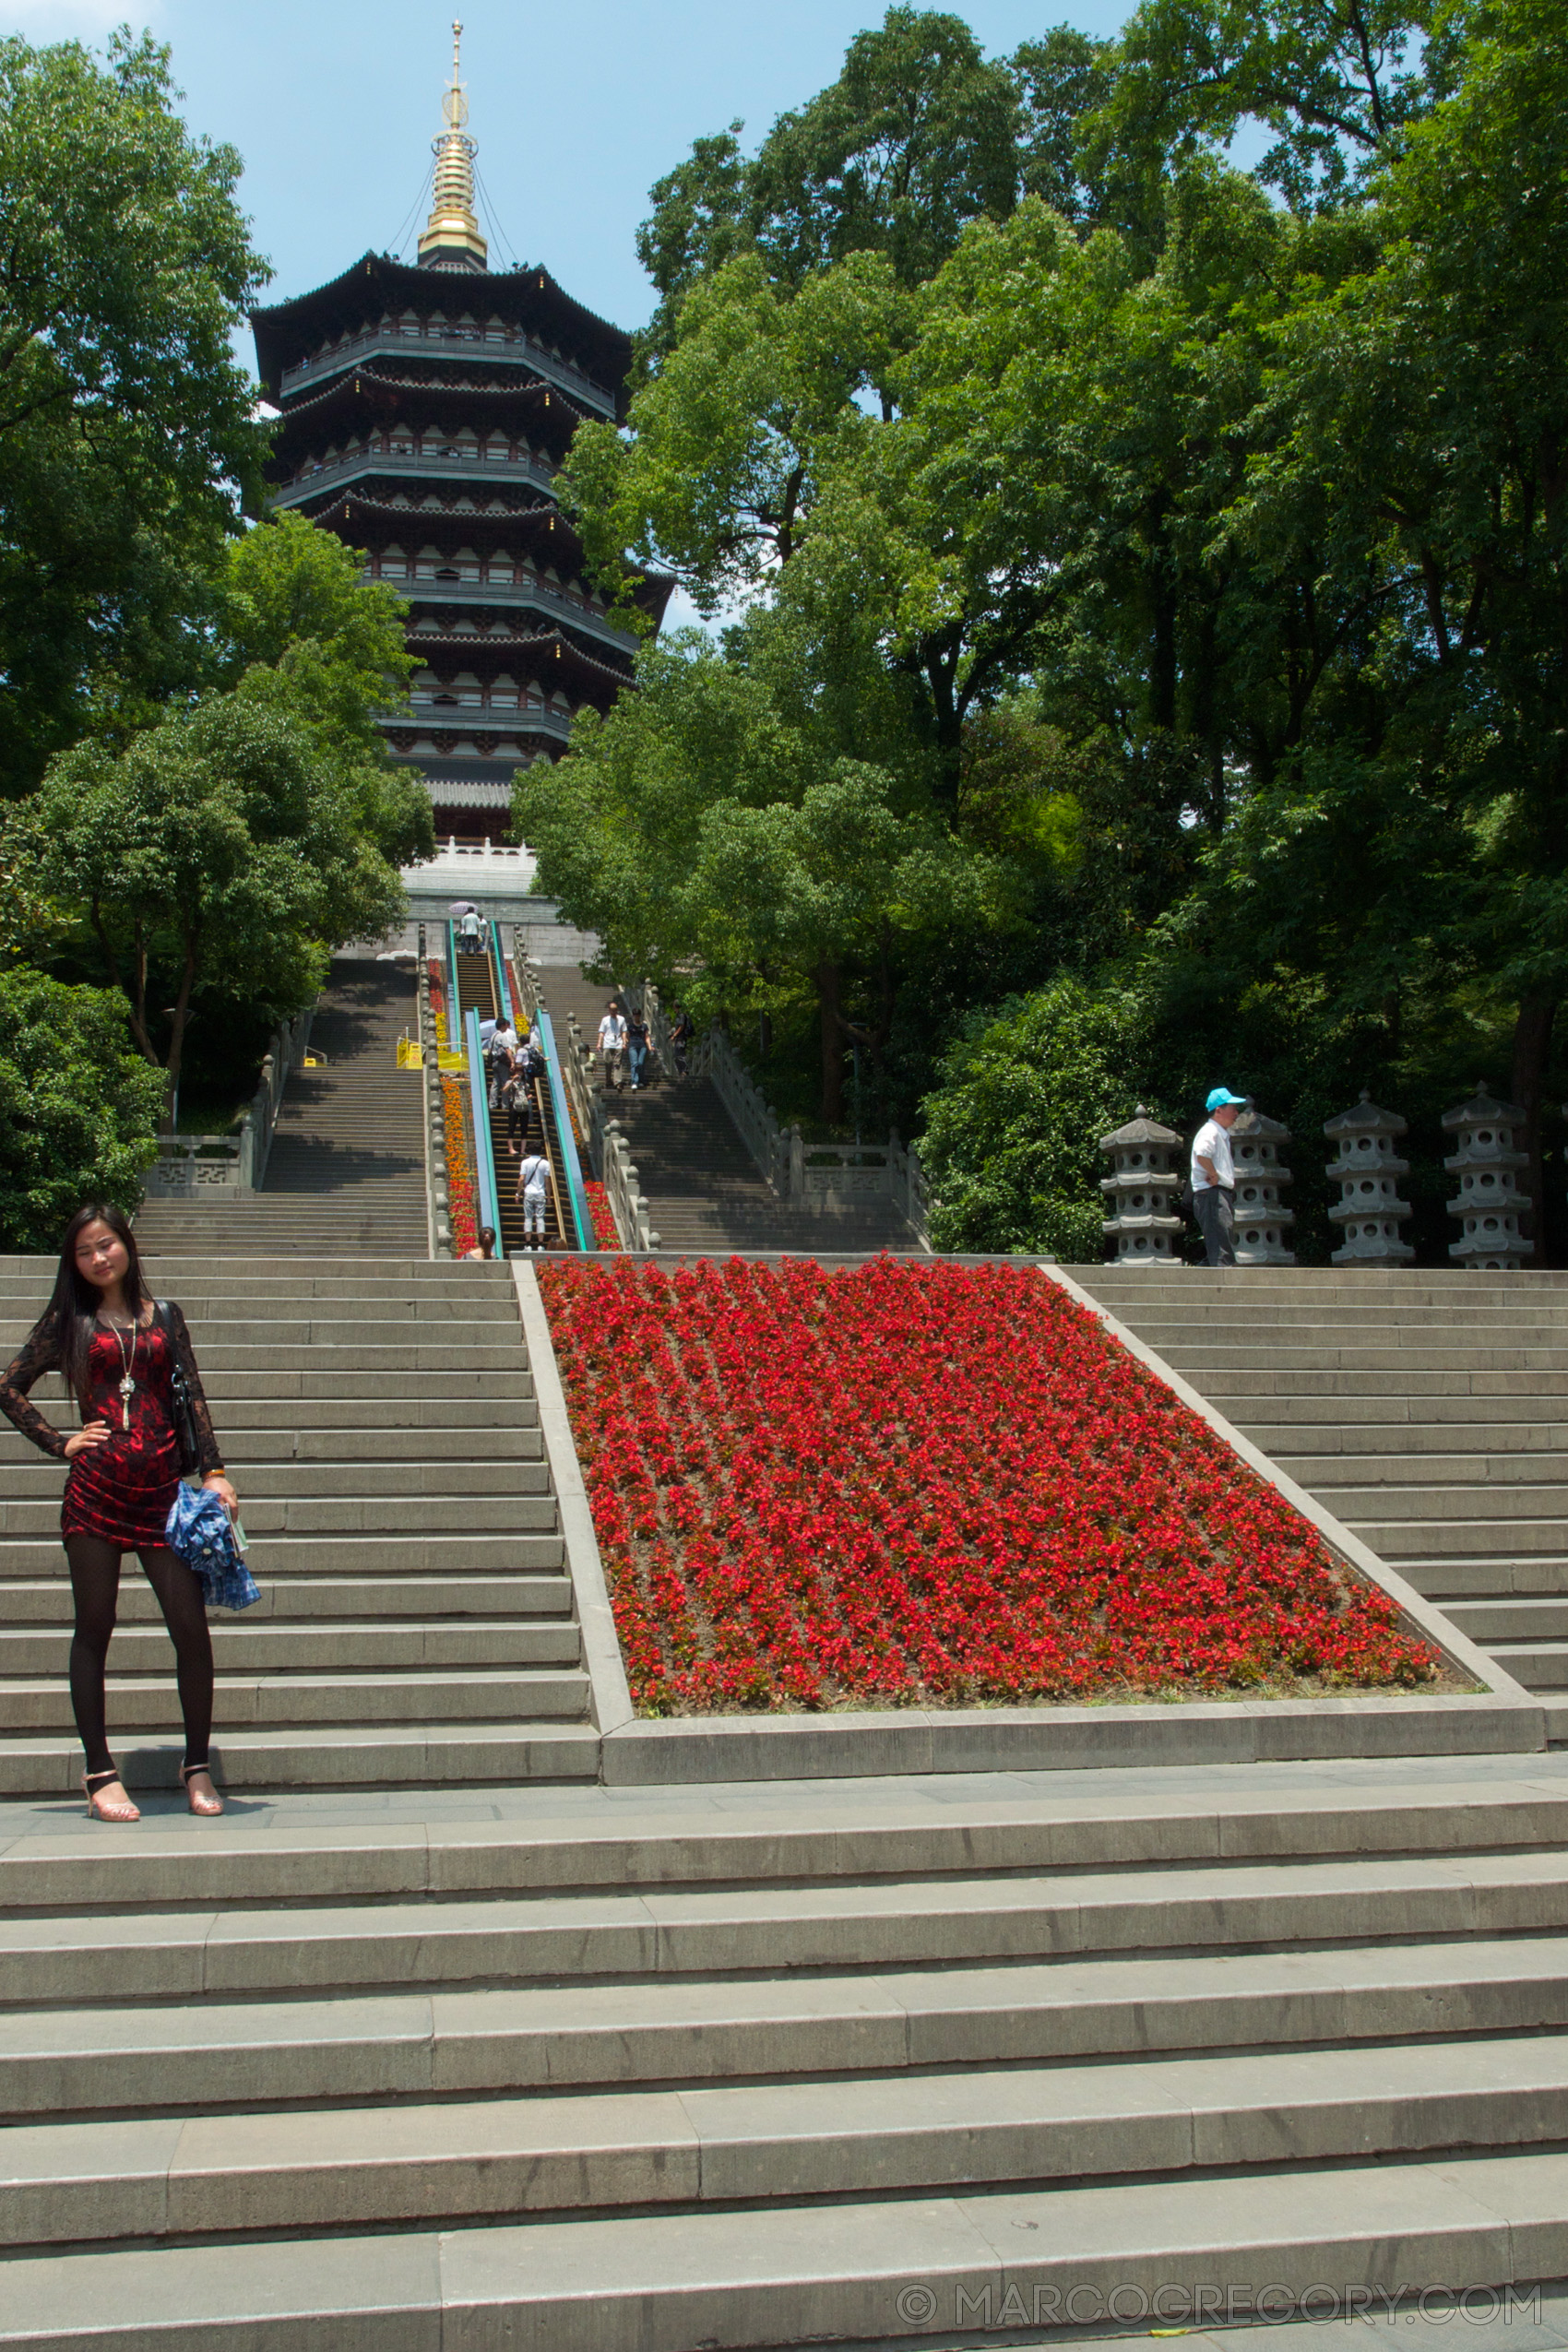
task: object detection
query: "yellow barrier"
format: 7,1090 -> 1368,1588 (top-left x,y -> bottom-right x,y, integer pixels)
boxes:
397,1038 -> 467,1074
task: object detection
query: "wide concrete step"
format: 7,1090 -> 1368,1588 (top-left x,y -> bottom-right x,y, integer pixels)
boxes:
0,1319 -> 517,1351
6,1848 -> 1565,2006
1442,1599 -> 1568,1642
1350,1517 -> 1568,1559
6,2028 -> 1568,2246
0,1619 -> 580,1675
1246,1422 -> 1568,1457
0,1492 -> 557,1538
0,1934 -> 1560,2120
1281,1451 -> 1568,1485
1481,1643 -> 1568,1688
0,1664 -> 590,1730
6,2147 -> 1565,2352
0,1573 -> 572,1623
0,1457 -> 547,1501
1154,1345 -> 1568,1372
0,1720 -> 601,1797
0,1533 -> 564,1576
1323,1482 -> 1568,1522
1399,1556 -> 1568,1598
1237,1394 -> 1568,1426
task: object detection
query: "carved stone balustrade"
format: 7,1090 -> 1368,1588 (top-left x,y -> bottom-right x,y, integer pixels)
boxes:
1230,1108 -> 1296,1265
1099,1109 -> 1185,1265
1443,1083 -> 1533,1269
1324,1093 -> 1415,1264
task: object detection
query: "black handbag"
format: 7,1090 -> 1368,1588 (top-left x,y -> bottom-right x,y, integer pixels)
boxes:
156,1301 -> 202,1477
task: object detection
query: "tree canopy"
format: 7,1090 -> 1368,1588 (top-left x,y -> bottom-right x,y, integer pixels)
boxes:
0,30 -> 267,788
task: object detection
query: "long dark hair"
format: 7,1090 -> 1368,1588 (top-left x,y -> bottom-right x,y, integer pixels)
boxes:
40,1205 -> 151,1411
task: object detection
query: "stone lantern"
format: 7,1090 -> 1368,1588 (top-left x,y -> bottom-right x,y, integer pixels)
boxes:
1324,1093 -> 1416,1264
1443,1084 -> 1533,1269
1230,1107 -> 1296,1265
1099,1108 -> 1185,1264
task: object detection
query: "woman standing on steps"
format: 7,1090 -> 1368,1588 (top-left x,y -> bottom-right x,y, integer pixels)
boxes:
0,1206 -> 238,1823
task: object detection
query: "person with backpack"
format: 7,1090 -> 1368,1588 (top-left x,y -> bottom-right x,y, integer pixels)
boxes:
501,1062 -> 534,1158
485,1020 -> 516,1109
515,1148 -> 552,1249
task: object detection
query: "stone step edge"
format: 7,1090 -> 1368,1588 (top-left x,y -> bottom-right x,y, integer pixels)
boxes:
4,1936 -> 1565,2115
9,2030 -> 1568,2248
0,1724 -> 601,1797
6,1781 -> 1566,1907
0,2146 -> 1559,2349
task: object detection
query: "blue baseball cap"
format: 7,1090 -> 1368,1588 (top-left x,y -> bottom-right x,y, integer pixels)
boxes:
1206,1087 -> 1248,1112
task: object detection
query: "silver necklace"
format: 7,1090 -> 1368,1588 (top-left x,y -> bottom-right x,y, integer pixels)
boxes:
100,1312 -> 138,1431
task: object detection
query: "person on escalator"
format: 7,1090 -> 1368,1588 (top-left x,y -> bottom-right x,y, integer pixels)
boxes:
502,1065 -> 534,1158
486,1021 -> 517,1108
515,1150 -> 552,1249
459,909 -> 482,953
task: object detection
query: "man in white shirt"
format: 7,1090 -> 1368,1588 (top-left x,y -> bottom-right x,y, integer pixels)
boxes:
597,1002 -> 627,1092
1190,1086 -> 1248,1267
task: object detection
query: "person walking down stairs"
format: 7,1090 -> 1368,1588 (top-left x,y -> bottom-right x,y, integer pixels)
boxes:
0,1207 -> 235,1823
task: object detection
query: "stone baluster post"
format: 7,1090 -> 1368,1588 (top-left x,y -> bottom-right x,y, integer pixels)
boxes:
1324,1093 -> 1415,1264
1230,1108 -> 1296,1265
1099,1110 -> 1185,1264
1443,1084 -> 1533,1268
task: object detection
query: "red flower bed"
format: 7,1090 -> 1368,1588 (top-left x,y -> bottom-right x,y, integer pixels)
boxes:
540,1255 -> 1439,1716
584,1181 -> 623,1252
441,1075 -> 477,1255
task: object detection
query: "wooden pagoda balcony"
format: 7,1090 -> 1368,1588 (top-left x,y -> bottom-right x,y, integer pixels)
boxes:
366,571 -> 637,653
269,445 -> 558,505
279,321 -> 615,414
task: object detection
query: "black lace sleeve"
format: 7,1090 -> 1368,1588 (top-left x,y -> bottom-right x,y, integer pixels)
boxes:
165,1302 -> 224,1477
0,1313 -> 72,1460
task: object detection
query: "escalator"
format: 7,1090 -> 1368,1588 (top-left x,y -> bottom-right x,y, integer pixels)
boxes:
446,921 -> 593,1255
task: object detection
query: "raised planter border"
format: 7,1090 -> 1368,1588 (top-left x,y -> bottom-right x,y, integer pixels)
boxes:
517,1253 -> 1545,1787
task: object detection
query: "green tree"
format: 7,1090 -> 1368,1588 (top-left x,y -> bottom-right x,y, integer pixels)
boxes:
15,694 -> 405,1114
919,980 -> 1144,1256
0,968 -> 164,1249
217,512 -> 432,867
0,30 -> 267,786
515,632 -> 1004,1120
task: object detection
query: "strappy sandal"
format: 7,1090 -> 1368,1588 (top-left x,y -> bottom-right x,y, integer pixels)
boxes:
179,1763 -> 224,1817
83,1769 -> 140,1823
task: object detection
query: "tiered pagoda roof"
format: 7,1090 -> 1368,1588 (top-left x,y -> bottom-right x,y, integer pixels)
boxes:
250,24 -> 663,836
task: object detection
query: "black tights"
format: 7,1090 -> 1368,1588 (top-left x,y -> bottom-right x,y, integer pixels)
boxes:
65,1537 -> 213,1778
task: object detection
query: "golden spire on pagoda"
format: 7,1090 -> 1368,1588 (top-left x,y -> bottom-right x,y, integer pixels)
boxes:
419,19 -> 488,269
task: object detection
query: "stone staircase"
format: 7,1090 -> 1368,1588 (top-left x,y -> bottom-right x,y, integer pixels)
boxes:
1074,1265 -> 1568,1739
133,961 -> 428,1256
3,1752 -> 1568,2342
539,967 -> 919,1253
0,1255 -> 595,1796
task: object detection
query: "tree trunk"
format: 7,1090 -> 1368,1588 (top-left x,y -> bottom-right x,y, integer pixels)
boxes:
1512,992 -> 1558,1262
814,961 -> 846,1125
162,939 -> 199,1133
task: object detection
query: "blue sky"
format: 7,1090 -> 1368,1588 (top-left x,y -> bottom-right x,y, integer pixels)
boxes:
5,0 -> 1131,345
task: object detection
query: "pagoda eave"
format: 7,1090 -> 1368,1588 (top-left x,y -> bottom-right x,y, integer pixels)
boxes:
252,253 -> 633,414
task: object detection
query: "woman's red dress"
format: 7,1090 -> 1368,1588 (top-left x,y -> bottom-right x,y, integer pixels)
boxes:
0,1304 -> 221,1550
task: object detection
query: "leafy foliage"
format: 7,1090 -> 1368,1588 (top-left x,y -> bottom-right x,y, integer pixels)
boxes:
920,980 -> 1145,1257
0,30 -> 267,786
0,968 -> 163,1249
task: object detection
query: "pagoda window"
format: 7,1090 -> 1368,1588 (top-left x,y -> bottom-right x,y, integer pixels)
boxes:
482,434 -> 508,463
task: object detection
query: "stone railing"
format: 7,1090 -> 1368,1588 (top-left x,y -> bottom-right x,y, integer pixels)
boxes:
142,1008 -> 314,1198
687,1022 -> 931,1245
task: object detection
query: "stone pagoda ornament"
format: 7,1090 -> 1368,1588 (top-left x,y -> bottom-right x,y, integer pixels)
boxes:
1324,1093 -> 1415,1264
1443,1083 -> 1534,1269
1229,1107 -> 1296,1265
1099,1109 -> 1185,1264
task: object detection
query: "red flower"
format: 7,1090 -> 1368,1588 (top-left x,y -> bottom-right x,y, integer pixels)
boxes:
540,1255 -> 1440,1718
441,1075 -> 476,1256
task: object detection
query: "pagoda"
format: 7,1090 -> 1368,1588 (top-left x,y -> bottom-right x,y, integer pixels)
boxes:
250,23 -> 665,841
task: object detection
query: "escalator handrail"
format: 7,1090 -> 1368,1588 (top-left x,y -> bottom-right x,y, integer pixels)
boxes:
490,926 -> 517,1028
444,921 -> 463,1051
534,1004 -> 597,1253
464,1005 -> 505,1257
